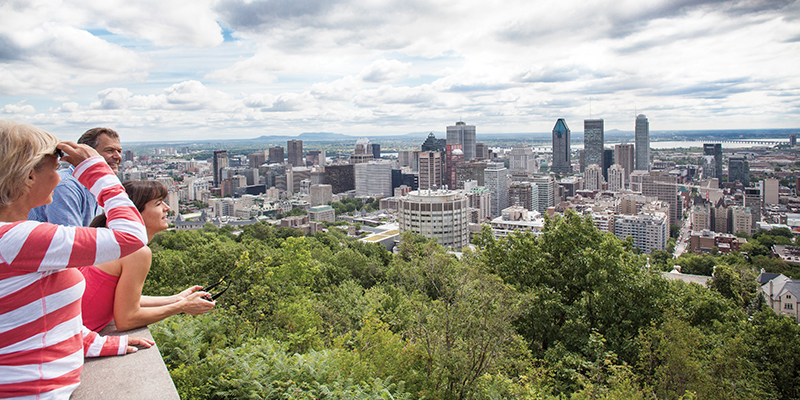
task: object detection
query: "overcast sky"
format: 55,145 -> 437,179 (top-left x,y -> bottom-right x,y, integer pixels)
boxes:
1,0 -> 799,142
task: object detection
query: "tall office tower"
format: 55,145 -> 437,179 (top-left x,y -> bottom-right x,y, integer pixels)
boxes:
422,132 -> 444,152
418,151 -> 443,190
249,151 -> 266,169
124,150 -> 135,162
398,190 -> 470,249
475,143 -> 490,159
212,150 -> 228,188
763,178 -> 779,205
508,182 -> 538,212
728,157 -> 750,186
323,164 -> 355,194
744,188 -> 761,232
584,164 -> 604,191
551,118 -> 571,174
578,149 -> 586,173
446,121 -> 476,161
354,137 -> 370,154
607,164 -> 625,192
584,119 -> 604,172
398,150 -> 414,168
510,144 -> 536,173
485,162 -> 508,218
635,114 -> 650,171
529,174 -> 556,213
614,144 -> 635,183
703,143 -> 722,179
445,144 -> 464,190
371,143 -> 381,160
287,140 -> 304,167
603,149 -> 614,180
456,160 -> 489,188
792,134 -> 797,147
268,146 -> 284,164
355,161 -> 393,197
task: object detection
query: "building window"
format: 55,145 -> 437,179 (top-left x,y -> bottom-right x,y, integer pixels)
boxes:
785,303 -> 795,310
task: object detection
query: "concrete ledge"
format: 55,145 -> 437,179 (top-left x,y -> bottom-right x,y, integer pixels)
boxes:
72,322 -> 180,400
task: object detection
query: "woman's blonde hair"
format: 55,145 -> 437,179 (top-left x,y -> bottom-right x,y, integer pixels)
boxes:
0,120 -> 60,209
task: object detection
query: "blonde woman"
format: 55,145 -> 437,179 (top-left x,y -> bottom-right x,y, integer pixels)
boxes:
0,120 -> 152,399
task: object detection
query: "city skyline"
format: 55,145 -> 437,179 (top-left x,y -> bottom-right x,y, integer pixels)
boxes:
1,0 -> 799,142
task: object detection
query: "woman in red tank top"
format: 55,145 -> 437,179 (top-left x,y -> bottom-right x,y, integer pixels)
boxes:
81,180 -> 215,332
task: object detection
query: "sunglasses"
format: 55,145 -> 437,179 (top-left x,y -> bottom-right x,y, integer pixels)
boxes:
53,148 -> 65,158
201,276 -> 230,301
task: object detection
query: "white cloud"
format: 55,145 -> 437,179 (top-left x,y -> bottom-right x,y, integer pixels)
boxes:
1,100 -> 36,114
358,59 -> 413,83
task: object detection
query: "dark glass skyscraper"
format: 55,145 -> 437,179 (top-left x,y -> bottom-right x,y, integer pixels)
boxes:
584,119 -> 604,169
703,143 -> 722,179
212,150 -> 228,188
287,139 -> 304,167
635,114 -> 650,171
551,118 -> 571,174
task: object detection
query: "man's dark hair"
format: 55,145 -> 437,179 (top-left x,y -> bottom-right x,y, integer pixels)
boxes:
77,127 -> 119,149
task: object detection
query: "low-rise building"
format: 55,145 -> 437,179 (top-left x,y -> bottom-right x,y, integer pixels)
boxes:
308,205 -> 335,222
489,206 -> 545,238
758,272 -> 800,323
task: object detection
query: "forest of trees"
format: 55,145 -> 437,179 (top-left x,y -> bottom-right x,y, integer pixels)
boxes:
145,211 -> 800,399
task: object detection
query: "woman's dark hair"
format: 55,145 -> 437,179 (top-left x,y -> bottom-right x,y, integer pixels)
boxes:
90,180 -> 168,228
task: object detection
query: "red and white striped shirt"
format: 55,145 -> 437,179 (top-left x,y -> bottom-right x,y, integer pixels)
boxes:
0,156 -> 147,399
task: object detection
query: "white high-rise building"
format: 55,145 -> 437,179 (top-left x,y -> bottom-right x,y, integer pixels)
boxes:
635,115 -> 650,171
447,121 -> 476,161
529,174 -> 556,213
585,164 -> 604,191
398,189 -> 470,249
613,212 -> 668,254
355,161 -> 392,197
731,206 -> 753,236
607,164 -> 625,192
764,178 -> 779,205
485,162 -> 508,218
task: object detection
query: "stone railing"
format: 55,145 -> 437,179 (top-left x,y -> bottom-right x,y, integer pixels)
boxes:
72,322 -> 180,400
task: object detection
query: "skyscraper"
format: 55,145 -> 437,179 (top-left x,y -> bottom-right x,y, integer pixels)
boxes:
446,121 -> 476,161
614,143 -> 635,183
287,139 -> 304,167
728,156 -> 750,186
551,119 -> 571,174
418,151 -> 443,190
268,146 -> 284,164
371,143 -> 381,160
212,150 -> 228,188
485,162 -> 508,218
635,114 -> 650,171
703,143 -> 722,179
509,144 -> 536,173
584,119 -> 604,172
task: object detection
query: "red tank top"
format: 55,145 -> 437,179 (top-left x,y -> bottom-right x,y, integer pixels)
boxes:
79,265 -> 119,331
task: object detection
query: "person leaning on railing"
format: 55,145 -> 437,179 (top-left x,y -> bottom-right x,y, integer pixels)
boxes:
81,180 -> 215,333
0,120 -> 153,400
